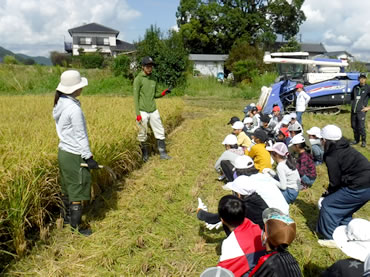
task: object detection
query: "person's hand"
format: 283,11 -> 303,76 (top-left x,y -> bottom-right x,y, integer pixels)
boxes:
197,198 -> 207,212
262,168 -> 276,177
205,222 -> 222,230
361,107 -> 370,112
136,115 -> 142,122
84,157 -> 99,169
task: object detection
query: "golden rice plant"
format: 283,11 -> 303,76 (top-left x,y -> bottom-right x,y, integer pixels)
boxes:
0,95 -> 183,261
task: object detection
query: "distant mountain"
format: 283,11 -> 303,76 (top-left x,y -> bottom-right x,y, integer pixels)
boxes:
0,46 -> 52,66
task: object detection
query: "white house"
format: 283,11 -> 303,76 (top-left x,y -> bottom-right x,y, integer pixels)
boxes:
325,51 -> 355,62
65,23 -> 135,56
189,54 -> 229,77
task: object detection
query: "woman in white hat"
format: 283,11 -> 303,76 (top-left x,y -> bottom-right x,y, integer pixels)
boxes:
317,125 -> 370,240
53,70 -> 99,236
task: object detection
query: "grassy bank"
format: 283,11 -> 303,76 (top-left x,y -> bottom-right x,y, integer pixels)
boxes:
0,95 -> 184,270
0,64 -> 276,99
0,65 -> 132,95
4,98 -> 369,276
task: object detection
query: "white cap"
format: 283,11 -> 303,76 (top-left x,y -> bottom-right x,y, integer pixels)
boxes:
243,117 -> 253,124
333,218 -> 370,262
321,125 -> 342,141
250,103 -> 256,107
281,114 -> 291,125
56,70 -> 88,94
222,134 -> 238,145
234,156 -> 254,169
288,134 -> 305,146
232,121 -> 244,130
290,112 -> 297,119
306,127 -> 322,138
266,142 -> 289,156
223,176 -> 256,196
288,122 -> 303,132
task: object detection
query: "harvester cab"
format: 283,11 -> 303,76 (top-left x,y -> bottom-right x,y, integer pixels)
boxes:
258,52 -> 360,114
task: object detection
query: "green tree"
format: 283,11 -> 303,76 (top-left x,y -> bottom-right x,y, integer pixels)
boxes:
278,37 -> 301,52
177,0 -> 306,54
135,25 -> 189,90
3,55 -> 18,65
347,61 -> 368,73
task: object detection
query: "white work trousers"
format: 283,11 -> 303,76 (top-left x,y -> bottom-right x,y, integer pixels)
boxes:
137,110 -> 165,142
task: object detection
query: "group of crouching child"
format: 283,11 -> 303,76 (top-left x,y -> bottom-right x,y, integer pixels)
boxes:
196,104 -> 370,277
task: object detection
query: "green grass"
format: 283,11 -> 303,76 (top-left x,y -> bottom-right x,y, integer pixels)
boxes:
0,65 -> 132,95
4,98 -> 369,276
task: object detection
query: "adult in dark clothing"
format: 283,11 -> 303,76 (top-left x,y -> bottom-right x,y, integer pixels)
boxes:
316,125 -> 370,240
249,208 -> 302,277
350,74 -> 370,147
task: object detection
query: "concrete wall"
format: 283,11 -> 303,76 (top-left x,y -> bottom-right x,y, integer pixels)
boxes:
193,61 -> 224,77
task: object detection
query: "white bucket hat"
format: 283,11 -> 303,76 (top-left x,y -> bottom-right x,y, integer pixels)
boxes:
56,70 -> 88,94
281,114 -> 291,125
222,134 -> 238,145
333,218 -> 370,262
234,155 -> 254,169
288,122 -> 302,132
306,127 -> 322,138
321,125 -> 342,141
290,112 -> 297,119
288,134 -> 305,147
232,121 -> 244,130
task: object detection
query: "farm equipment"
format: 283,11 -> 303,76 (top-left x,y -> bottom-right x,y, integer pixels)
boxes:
258,52 -> 360,114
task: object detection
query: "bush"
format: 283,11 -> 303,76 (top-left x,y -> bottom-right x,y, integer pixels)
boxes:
3,55 -> 18,65
111,54 -> 132,78
79,54 -> 105,69
50,51 -> 72,67
226,41 -> 273,83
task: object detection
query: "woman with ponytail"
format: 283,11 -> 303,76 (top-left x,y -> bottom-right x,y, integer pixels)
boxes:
266,142 -> 301,204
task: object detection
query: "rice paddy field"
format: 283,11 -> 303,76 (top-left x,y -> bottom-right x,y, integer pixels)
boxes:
0,72 -> 369,276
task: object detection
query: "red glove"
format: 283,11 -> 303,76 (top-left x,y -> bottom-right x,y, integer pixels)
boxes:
136,115 -> 142,122
161,88 -> 171,96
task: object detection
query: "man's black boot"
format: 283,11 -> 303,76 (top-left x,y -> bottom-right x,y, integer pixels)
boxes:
70,203 -> 92,236
61,195 -> 70,225
351,133 -> 360,145
361,136 -> 366,148
157,139 -> 171,160
140,142 -> 149,162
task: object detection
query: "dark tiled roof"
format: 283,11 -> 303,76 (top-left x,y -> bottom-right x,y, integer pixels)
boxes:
68,23 -> 119,37
112,40 -> 136,52
300,43 -> 327,53
325,51 -> 353,57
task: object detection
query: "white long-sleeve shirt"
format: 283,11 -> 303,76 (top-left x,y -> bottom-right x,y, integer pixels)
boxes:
276,160 -> 301,191
53,96 -> 92,159
296,90 -> 311,112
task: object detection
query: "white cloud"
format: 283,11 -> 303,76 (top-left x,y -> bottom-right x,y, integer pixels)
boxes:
0,0 -> 141,57
300,0 -> 370,61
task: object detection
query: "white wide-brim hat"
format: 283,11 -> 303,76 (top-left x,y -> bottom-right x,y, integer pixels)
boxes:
56,70 -> 88,94
333,218 -> 370,262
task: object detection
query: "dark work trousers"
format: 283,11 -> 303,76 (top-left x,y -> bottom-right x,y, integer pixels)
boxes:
220,160 -> 235,182
316,186 -> 370,239
351,111 -> 366,142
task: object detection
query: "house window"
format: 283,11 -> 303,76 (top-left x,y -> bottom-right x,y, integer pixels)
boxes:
80,37 -> 91,45
96,37 -> 109,46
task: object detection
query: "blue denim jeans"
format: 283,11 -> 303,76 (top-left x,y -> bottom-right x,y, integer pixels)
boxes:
296,111 -> 303,125
280,188 -> 299,204
317,186 -> 370,239
301,175 -> 316,188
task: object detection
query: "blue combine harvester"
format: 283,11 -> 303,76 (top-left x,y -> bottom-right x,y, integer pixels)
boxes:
258,52 -> 360,114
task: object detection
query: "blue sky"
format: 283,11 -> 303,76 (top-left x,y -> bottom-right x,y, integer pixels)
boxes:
124,0 -> 180,42
0,0 -> 370,61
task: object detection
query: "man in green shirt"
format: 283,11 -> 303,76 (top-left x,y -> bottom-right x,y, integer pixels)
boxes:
134,56 -> 171,161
